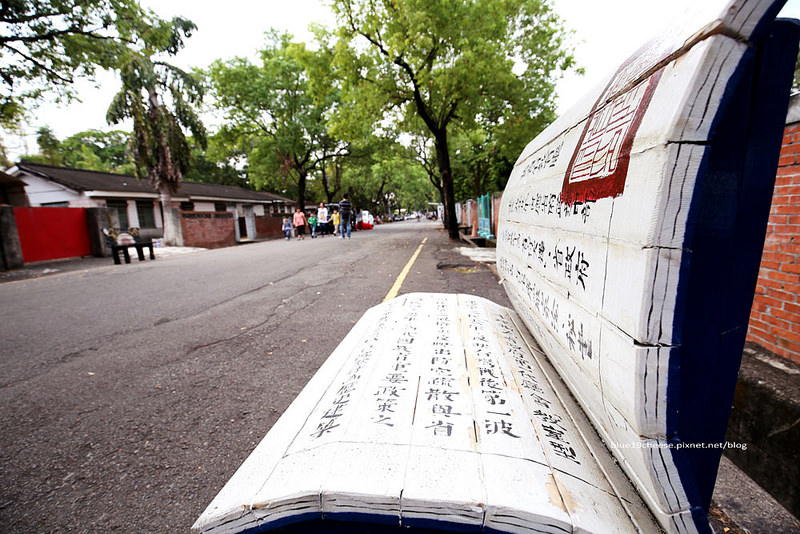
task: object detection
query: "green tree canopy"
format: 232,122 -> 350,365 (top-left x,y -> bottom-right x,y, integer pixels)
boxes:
0,139 -> 10,168
61,129 -> 131,172
19,128 -> 133,173
330,0 -> 576,239
106,15 -> 206,245
0,0 -> 163,128
183,138 -> 249,188
36,126 -> 62,165
207,32 -> 347,209
330,134 -> 434,216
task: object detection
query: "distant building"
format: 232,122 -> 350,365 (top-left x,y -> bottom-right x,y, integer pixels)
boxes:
7,162 -> 294,242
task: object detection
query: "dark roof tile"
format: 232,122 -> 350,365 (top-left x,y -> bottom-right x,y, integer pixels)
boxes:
14,162 -> 292,203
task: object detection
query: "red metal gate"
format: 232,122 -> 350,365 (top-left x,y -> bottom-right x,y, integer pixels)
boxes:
14,207 -> 92,263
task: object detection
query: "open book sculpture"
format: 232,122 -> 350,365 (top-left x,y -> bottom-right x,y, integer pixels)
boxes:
193,1 -> 799,533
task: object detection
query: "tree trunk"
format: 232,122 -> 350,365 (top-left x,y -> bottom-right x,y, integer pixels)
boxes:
437,183 -> 448,230
321,166 -> 331,204
434,129 -> 459,240
424,166 -> 446,228
473,159 -> 484,201
321,164 -> 341,204
296,170 -> 307,212
148,87 -> 183,247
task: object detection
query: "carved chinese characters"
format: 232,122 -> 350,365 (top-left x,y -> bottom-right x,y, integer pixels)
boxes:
223,294 -> 645,532
304,294 -> 578,451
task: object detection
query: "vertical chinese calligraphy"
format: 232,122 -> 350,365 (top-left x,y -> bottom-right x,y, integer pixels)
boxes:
498,257 -> 594,361
371,298 -> 423,428
463,298 -> 522,442
499,228 -> 590,291
420,297 -> 464,439
494,312 -> 581,465
309,308 -> 392,439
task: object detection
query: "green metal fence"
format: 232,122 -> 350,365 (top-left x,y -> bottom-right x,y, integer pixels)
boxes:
477,193 -> 494,239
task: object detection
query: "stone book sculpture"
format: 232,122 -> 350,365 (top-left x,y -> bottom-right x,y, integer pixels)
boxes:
193,1 -> 799,533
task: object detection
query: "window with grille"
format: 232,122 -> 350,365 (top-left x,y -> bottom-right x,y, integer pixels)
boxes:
106,199 -> 128,229
136,200 -> 156,228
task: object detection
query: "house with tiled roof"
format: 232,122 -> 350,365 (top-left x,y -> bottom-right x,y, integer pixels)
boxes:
0,171 -> 29,207
8,162 -> 294,245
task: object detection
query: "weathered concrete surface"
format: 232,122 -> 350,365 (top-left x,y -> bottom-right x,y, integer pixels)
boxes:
725,342 -> 800,521
0,221 -> 508,532
711,456 -> 800,534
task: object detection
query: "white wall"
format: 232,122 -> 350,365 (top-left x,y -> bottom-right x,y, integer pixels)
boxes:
154,201 -> 163,229
787,92 -> 800,126
194,202 -> 216,212
245,206 -> 256,238
125,199 -> 139,228
19,174 -> 92,207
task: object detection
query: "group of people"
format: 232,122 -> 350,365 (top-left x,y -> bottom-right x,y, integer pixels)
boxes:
282,194 -> 355,241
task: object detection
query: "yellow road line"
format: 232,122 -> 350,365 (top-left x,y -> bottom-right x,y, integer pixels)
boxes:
384,237 -> 428,302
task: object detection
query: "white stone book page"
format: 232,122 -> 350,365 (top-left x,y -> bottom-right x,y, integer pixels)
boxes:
193,293 -> 660,533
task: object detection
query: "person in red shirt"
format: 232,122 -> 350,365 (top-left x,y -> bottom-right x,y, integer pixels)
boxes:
292,208 -> 307,240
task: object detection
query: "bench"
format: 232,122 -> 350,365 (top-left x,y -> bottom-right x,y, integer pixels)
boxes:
103,227 -> 155,265
193,2 -> 799,533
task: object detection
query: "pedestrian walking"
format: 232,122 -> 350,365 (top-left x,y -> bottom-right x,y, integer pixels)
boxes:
309,211 -> 318,238
282,217 -> 292,240
317,202 -> 329,236
339,194 -> 353,239
293,208 -> 307,240
332,209 -> 340,236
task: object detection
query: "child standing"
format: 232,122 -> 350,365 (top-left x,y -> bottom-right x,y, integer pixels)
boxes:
309,211 -> 318,238
282,217 -> 292,240
317,202 -> 329,236
332,209 -> 340,236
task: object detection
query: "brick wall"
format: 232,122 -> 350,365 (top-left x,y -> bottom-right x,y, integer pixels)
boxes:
492,193 -> 503,237
255,215 -> 283,240
746,121 -> 800,365
180,212 -> 236,249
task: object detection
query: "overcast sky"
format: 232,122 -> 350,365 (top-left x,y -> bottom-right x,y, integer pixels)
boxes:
3,0 -> 800,160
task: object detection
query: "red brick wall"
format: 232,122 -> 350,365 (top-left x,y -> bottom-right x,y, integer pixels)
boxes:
470,200 -> 479,236
180,212 -> 236,249
492,193 -> 503,237
746,122 -> 800,365
255,215 -> 283,240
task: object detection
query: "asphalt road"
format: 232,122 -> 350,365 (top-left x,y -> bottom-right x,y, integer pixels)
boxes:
3,220 -> 797,533
0,221 -> 509,532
